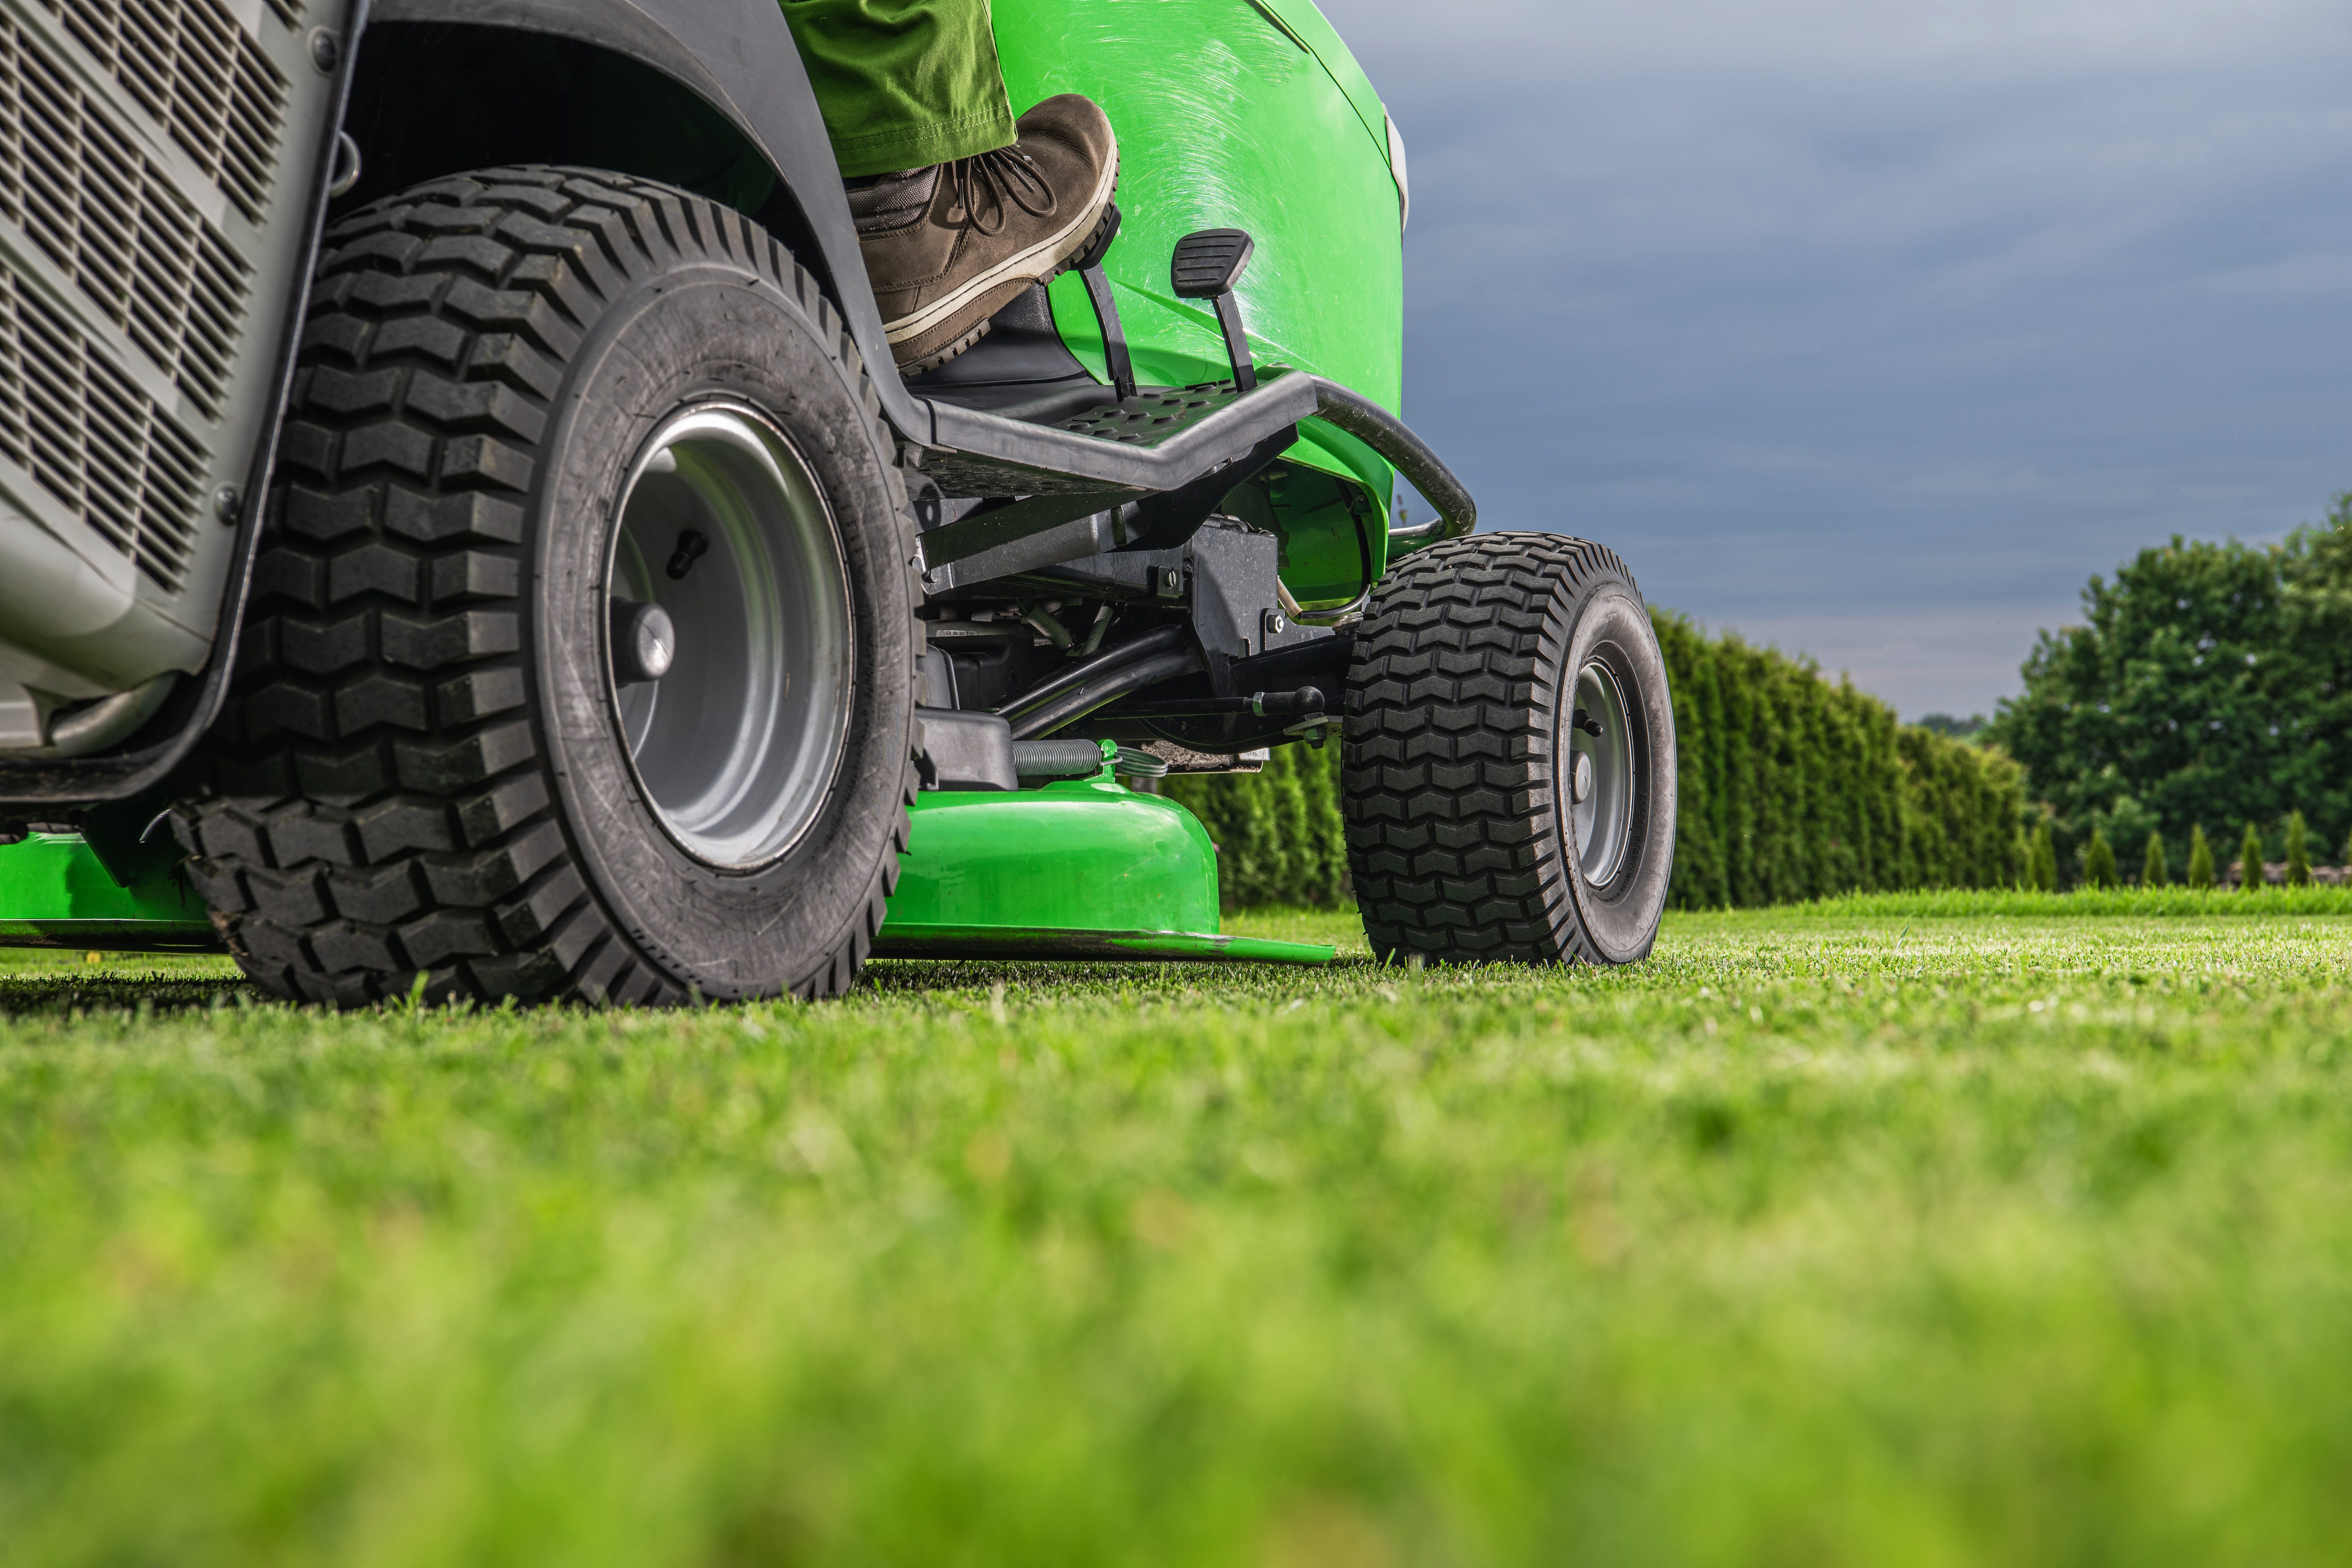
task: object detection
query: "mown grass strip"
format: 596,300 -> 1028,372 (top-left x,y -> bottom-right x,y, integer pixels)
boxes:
1777,884 -> 2352,918
4,910 -> 2351,1564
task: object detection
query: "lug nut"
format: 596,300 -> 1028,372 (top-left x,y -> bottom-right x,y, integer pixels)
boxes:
610,599 -> 676,686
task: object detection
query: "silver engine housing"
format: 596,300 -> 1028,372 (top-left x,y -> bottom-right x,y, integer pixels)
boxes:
0,0 -> 350,753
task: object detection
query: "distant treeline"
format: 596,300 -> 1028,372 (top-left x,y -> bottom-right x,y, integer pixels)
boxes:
1991,497 -> 2352,885
1166,610 -> 2024,911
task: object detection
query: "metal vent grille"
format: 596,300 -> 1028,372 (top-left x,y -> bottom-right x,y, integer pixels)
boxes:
33,0 -> 290,225
0,270 -> 207,592
0,20 -> 251,419
266,0 -> 305,26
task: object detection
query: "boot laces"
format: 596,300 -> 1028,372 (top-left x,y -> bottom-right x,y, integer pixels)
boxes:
946,147 -> 1057,236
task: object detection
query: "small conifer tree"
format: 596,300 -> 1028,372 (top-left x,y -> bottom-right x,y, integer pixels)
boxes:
2285,810 -> 2312,887
2030,819 -> 2058,891
2187,825 -> 2215,889
2081,825 -> 2118,888
2240,821 -> 2267,891
2142,830 -> 2168,887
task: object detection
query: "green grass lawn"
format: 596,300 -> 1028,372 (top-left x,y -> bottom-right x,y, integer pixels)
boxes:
7,908 -> 2352,1565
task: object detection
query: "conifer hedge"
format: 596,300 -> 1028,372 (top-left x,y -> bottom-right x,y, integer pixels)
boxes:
1653,613 -> 2025,908
1165,610 -> 2027,910
1162,741 -> 1351,911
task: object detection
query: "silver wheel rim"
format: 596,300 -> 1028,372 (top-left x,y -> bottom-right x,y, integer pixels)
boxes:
1568,657 -> 1636,887
605,403 -> 854,870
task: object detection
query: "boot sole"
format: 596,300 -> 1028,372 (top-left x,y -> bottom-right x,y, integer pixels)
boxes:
897,198 -> 1123,378
891,150 -> 1122,376
899,317 -> 995,378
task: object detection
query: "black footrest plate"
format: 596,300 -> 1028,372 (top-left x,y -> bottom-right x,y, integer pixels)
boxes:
1058,382 -> 1253,445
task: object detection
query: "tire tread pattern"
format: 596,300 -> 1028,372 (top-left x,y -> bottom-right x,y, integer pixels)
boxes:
1343,531 -> 1637,965
177,168 -> 914,1007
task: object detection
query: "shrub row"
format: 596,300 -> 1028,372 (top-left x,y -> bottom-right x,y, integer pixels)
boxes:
1656,613 -> 2025,908
1162,740 -> 1349,911
2030,810 -> 2347,891
1165,610 -> 2026,911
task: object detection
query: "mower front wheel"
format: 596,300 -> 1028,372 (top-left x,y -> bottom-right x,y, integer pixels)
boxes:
1343,532 -> 1677,965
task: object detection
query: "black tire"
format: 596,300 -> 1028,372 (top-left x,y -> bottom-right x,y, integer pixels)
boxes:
175,167 -> 920,1007
1342,532 -> 1677,965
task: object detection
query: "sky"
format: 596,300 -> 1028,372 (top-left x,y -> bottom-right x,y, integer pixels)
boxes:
1324,0 -> 2352,719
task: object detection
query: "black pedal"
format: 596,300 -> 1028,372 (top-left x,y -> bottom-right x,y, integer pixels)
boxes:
1071,202 -> 1136,403
1171,228 -> 1257,392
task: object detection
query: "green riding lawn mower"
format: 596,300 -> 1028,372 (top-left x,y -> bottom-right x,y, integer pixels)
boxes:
0,0 -> 1677,1004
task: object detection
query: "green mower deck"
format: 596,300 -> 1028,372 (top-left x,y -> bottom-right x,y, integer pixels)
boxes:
0,769 -> 1333,969
876,769 -> 1331,964
0,833 -> 221,953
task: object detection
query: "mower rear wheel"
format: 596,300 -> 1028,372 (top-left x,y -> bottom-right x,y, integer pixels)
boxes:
175,168 -> 920,1006
1342,532 -> 1677,965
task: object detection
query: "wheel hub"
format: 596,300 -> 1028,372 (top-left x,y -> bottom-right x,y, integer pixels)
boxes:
1567,659 -> 1636,887
604,405 -> 854,870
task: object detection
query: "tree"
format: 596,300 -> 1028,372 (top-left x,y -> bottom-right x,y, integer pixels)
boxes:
2240,820 -> 2267,890
2029,820 -> 2059,891
1916,713 -> 1988,741
1990,496 -> 2352,879
2286,810 -> 2312,886
2141,830 -> 2168,887
2187,824 -> 2216,889
2081,825 -> 2119,887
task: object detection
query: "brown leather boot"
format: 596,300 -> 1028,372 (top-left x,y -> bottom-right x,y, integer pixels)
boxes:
849,94 -> 1118,375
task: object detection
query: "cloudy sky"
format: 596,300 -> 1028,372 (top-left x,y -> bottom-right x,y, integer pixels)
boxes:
1325,0 -> 2352,719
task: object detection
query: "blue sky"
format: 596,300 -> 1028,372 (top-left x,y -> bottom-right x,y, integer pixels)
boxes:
1327,0 -> 2352,718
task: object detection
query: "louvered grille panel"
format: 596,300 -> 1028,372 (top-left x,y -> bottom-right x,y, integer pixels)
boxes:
0,0 -> 346,731
32,0 -> 289,225
0,19 -> 252,420
0,269 -> 206,592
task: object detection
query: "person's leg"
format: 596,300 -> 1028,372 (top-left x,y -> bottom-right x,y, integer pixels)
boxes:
781,0 -> 1016,178
780,0 -> 1119,375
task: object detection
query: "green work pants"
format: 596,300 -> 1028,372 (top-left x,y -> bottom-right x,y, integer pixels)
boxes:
780,0 -> 1017,177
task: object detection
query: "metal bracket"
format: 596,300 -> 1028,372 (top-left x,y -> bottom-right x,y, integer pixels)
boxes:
923,508 -> 1125,595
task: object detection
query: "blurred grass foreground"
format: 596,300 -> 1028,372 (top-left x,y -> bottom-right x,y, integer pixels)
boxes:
7,908 -> 2352,1564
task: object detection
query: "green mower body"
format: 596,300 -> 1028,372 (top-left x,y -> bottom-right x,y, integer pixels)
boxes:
1002,0 -> 1409,604
0,0 -> 1677,998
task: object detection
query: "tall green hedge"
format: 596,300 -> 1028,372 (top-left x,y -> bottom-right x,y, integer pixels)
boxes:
1162,741 -> 1350,911
1656,612 -> 2025,907
1163,610 -> 2026,910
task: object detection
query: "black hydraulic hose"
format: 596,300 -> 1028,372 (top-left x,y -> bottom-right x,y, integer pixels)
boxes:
1305,376 -> 1477,544
1008,648 -> 1205,740
995,624 -> 1191,723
